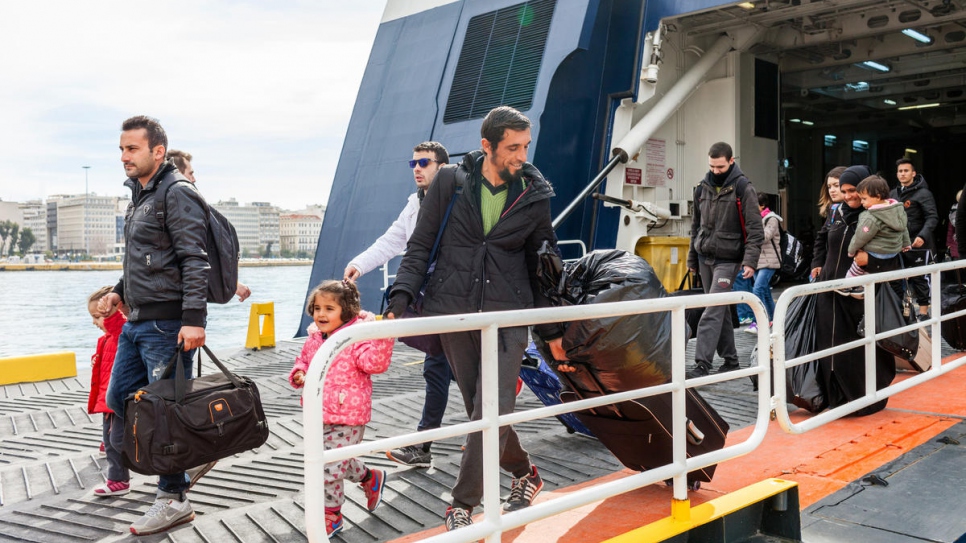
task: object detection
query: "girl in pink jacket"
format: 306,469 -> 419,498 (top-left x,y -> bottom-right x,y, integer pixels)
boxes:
288,280 -> 394,537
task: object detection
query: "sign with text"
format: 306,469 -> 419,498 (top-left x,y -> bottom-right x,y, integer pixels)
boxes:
645,138 -> 667,187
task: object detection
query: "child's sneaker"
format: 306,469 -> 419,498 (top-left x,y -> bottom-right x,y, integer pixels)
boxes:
93,479 -> 130,497
362,468 -> 386,512
738,317 -> 754,326
503,465 -> 543,512
744,322 -> 758,334
325,510 -> 344,536
445,506 -> 473,531
98,442 -> 106,457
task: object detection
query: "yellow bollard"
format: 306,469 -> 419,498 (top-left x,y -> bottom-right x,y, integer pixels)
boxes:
245,302 -> 276,350
0,352 -> 77,385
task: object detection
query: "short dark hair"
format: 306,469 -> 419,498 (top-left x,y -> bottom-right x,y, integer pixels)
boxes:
481,106 -> 531,152
857,175 -> 890,200
896,157 -> 915,169
121,115 -> 168,151
708,142 -> 733,160
305,280 -> 361,323
413,141 -> 449,164
758,193 -> 771,208
168,149 -> 193,173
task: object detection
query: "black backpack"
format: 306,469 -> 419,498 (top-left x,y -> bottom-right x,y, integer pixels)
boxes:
767,216 -> 807,283
155,173 -> 241,304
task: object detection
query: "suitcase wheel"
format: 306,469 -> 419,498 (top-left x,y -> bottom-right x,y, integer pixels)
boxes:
664,479 -> 701,492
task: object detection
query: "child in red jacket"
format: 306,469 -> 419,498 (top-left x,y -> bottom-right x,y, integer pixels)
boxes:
289,280 -> 394,537
87,286 -> 131,496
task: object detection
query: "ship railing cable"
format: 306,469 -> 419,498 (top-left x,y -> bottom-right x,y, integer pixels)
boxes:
771,258 -> 966,435
301,290 -> 772,542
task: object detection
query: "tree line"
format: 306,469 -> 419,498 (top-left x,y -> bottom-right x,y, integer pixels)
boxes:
0,221 -> 37,257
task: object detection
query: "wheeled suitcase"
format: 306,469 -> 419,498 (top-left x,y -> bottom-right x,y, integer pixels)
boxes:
520,343 -> 594,437
558,365 -> 729,485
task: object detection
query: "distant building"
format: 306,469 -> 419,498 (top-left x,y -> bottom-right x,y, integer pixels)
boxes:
19,200 -> 47,253
252,202 -> 281,257
280,213 -> 323,255
56,194 -> 122,256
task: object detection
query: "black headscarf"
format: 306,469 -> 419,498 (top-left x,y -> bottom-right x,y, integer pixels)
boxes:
838,165 -> 871,222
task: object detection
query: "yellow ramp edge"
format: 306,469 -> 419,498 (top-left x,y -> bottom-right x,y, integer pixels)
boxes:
0,352 -> 77,385
603,478 -> 799,543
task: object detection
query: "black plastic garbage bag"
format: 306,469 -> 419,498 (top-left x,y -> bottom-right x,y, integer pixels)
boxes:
535,248 -> 672,393
941,283 -> 966,351
784,295 -> 826,413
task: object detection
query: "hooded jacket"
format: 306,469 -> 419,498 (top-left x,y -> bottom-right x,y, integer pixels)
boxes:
687,163 -> 764,270
848,199 -> 911,256
288,311 -> 394,426
389,151 -> 557,336
759,211 -> 782,270
88,310 -> 126,415
113,162 -> 210,326
890,174 -> 938,252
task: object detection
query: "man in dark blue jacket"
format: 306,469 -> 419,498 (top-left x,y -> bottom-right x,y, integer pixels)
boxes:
385,106 -> 560,533
892,158 -> 938,321
99,116 -> 212,535
686,142 -> 763,378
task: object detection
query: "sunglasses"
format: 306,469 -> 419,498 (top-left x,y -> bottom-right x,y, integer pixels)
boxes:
409,158 -> 438,169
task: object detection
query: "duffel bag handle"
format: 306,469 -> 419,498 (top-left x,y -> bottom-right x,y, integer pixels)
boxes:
162,343 -> 245,404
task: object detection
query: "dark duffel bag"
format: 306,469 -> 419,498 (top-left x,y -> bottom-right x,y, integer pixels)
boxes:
122,345 -> 270,475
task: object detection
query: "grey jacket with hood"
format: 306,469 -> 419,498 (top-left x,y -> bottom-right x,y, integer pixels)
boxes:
687,163 -> 764,271
848,199 -> 911,256
113,161 -> 210,326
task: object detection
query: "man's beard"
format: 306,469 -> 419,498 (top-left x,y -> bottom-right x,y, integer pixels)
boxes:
498,166 -> 523,184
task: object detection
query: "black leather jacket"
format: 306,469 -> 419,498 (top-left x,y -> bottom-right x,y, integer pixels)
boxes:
113,162 -> 209,326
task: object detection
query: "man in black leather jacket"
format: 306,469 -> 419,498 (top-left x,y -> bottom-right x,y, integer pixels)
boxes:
99,116 -> 210,535
385,106 -> 561,533
892,158 -> 938,321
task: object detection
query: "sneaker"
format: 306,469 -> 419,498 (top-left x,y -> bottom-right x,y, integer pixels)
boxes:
362,469 -> 386,512
98,442 -> 106,457
744,322 -> 758,334
93,479 -> 130,497
326,510 -> 344,536
686,364 -> 710,379
738,317 -> 753,326
129,495 -> 194,535
503,465 -> 544,512
717,361 -> 740,373
445,506 -> 473,531
386,445 -> 432,467
186,461 -> 217,490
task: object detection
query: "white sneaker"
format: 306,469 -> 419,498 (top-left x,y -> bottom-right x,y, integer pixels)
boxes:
129,495 -> 194,535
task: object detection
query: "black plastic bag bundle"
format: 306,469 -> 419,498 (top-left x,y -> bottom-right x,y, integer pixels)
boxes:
536,248 -> 672,393
941,283 -> 966,351
784,295 -> 825,413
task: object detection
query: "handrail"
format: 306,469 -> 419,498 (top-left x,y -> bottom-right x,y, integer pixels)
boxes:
551,154 -> 623,230
771,259 -> 966,434
302,290 -> 773,542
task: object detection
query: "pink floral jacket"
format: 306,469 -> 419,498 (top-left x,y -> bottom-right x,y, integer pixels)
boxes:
288,311 -> 394,426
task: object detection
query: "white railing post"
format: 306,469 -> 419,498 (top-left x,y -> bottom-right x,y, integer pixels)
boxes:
480,323 -> 502,542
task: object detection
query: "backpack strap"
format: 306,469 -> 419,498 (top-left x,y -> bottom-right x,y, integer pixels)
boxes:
766,215 -> 782,263
427,176 -> 463,265
154,169 -> 193,232
734,177 -> 749,243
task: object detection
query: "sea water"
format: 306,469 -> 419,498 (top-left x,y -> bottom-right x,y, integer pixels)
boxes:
0,265 -> 318,370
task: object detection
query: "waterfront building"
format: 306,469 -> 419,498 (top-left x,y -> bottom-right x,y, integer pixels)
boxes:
280,213 -> 323,255
252,202 -> 281,257
213,199 -> 261,256
56,194 -> 122,257
19,200 -> 47,253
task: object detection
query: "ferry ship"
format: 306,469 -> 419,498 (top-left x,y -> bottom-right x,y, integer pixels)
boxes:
3,1 -> 966,542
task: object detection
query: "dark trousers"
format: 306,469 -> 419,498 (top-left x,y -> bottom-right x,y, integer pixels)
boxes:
901,249 -> 932,307
440,326 -> 531,510
416,351 -> 453,448
694,260 -> 742,369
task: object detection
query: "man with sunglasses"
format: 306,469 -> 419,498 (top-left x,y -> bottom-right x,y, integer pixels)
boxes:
344,141 -> 452,468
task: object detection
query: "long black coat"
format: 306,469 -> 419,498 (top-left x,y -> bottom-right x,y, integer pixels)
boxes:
391,151 -> 557,336
813,203 -> 897,416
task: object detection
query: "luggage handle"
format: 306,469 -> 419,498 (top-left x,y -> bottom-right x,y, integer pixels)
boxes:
161,343 -> 245,404
555,364 -> 623,419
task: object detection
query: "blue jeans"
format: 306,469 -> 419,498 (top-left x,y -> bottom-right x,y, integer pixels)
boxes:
106,319 -> 195,496
753,268 -> 777,322
733,271 -> 754,322
417,352 -> 453,446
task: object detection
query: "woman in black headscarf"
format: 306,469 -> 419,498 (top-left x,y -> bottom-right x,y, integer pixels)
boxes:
811,165 -> 898,416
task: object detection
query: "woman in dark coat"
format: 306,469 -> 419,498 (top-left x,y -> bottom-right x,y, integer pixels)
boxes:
811,165 -> 898,416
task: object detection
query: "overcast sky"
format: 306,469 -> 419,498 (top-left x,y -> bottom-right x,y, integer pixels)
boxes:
0,1 -> 384,212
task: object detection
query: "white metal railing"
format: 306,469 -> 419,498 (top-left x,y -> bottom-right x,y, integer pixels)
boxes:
380,239 -> 587,292
771,259 -> 966,433
302,290 -> 773,542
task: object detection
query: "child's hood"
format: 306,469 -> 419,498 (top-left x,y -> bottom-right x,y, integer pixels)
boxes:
867,199 -> 907,231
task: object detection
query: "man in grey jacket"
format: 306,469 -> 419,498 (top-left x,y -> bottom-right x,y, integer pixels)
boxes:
686,142 -> 763,378
343,141 -> 453,468
99,116 -> 212,535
